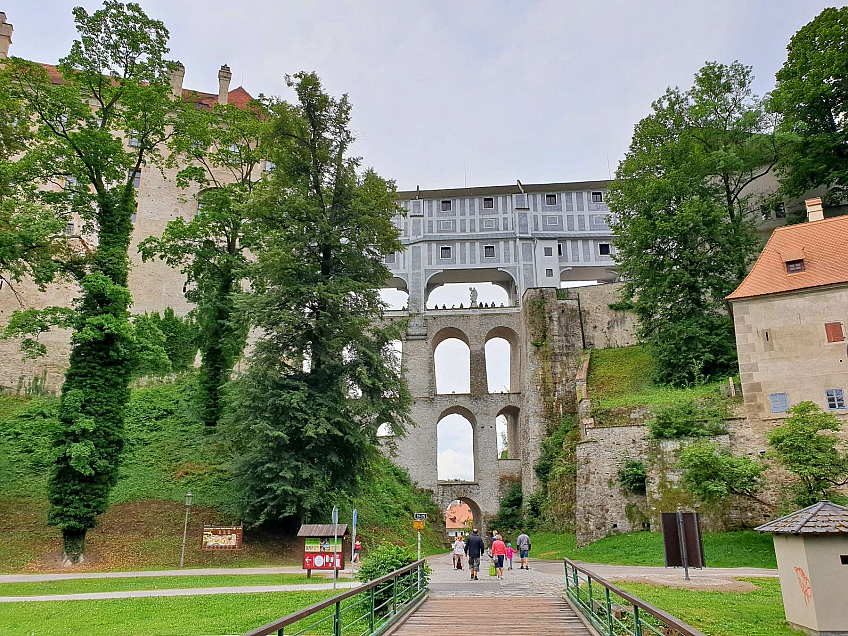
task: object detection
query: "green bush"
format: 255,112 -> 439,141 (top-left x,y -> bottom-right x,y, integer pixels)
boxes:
617,456 -> 647,495
679,441 -> 765,504
648,398 -> 729,439
490,482 -> 524,532
356,543 -> 429,613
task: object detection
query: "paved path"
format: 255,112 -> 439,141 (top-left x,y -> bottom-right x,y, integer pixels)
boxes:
0,581 -> 360,603
0,566 -> 349,584
425,553 -> 569,597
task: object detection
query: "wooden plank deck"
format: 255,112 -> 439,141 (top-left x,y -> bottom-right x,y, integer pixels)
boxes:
392,596 -> 592,635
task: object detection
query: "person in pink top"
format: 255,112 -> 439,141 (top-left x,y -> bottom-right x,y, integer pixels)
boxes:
491,535 -> 507,579
505,543 -> 514,570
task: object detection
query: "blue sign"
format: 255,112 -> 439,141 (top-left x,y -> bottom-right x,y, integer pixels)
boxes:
352,508 -> 358,530
332,506 -> 339,526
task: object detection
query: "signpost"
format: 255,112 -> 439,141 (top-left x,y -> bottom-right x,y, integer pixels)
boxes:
332,506 -> 339,589
661,510 -> 705,581
351,508 -> 358,568
413,513 -> 427,560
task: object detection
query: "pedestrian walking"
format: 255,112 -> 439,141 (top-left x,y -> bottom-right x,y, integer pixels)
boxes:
452,535 -> 466,570
464,528 -> 485,581
491,534 -> 507,579
352,539 -> 362,563
506,542 -> 514,570
516,529 -> 531,570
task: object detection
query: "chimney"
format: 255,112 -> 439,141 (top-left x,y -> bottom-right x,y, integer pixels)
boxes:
169,61 -> 185,98
217,64 -> 232,105
805,197 -> 824,223
0,13 -> 13,60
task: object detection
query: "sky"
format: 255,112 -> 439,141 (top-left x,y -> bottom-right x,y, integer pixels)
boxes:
7,0 -> 834,482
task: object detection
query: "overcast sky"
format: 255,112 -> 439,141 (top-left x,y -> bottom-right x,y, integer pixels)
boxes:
6,0 -> 833,192
7,0 -> 833,487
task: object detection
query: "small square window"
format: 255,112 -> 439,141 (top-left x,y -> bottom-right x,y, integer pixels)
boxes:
483,245 -> 495,258
592,191 -> 603,203
775,202 -> 786,219
264,160 -> 276,172
482,197 -> 494,209
544,247 -> 553,257
64,222 -> 75,236
384,253 -> 395,264
769,393 -> 789,413
129,132 -> 140,147
440,246 -> 452,259
599,243 -> 611,256
786,260 -> 805,273
130,213 -> 137,224
441,200 -> 452,212
545,194 -> 557,206
545,268 -> 554,278
130,170 -> 141,189
825,322 -> 844,343
761,206 -> 772,221
557,243 -> 563,256
826,389 -> 846,410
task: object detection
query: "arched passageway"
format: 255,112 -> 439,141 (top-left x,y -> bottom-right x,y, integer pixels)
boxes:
445,498 -> 482,538
437,408 -> 475,482
433,328 -> 470,395
496,406 -> 520,460
485,326 -> 520,393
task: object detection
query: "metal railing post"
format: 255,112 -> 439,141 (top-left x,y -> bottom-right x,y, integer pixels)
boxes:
392,574 -> 397,615
634,606 -> 643,636
587,577 -> 593,617
564,562 -> 570,593
369,587 -> 375,633
605,588 -> 613,636
334,601 -> 341,636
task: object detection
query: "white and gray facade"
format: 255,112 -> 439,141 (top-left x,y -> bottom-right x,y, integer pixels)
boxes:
386,180 -> 618,312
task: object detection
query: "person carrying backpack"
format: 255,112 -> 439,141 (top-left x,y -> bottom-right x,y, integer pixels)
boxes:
464,528 -> 485,581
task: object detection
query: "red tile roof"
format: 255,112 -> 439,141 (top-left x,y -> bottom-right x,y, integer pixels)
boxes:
727,215 -> 848,300
444,502 -> 472,530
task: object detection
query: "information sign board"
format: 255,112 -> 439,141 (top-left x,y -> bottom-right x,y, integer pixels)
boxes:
201,526 -> 243,551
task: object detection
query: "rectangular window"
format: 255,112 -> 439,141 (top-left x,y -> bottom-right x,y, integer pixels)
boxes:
786,260 -> 805,273
557,243 -> 563,256
545,194 -> 557,206
264,160 -> 276,172
130,170 -> 141,189
591,191 -> 603,203
441,200 -> 452,212
64,222 -> 75,236
776,202 -> 786,219
482,197 -> 494,209
769,393 -> 790,414
545,268 -> 554,278
544,247 -> 553,256
64,176 -> 77,191
129,132 -> 140,147
440,246 -> 451,259
598,243 -> 611,256
130,213 -> 137,224
825,322 -> 845,343
761,206 -> 772,221
483,245 -> 495,258
826,389 -> 846,410
544,215 -> 559,226
384,253 -> 395,264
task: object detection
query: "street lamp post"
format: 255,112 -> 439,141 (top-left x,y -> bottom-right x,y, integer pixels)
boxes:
179,491 -> 193,569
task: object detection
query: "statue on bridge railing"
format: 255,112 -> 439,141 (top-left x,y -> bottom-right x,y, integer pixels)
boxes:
469,287 -> 478,308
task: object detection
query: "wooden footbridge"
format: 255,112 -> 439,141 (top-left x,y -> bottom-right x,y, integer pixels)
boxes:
243,559 -> 706,636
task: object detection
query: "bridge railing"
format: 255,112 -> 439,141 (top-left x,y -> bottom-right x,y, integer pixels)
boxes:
242,560 -> 427,636
564,558 -> 706,636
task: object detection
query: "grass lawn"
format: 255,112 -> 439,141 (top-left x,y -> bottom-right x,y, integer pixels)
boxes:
531,531 -> 777,569
617,578 -> 797,636
0,590 -> 338,636
0,573 -> 352,597
588,345 -> 726,410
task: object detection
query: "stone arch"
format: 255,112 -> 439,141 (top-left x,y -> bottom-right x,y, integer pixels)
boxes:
432,327 -> 471,395
496,405 -> 520,460
380,276 -> 409,311
448,497 -> 482,535
424,267 -> 519,308
484,326 -> 520,393
437,406 -> 477,482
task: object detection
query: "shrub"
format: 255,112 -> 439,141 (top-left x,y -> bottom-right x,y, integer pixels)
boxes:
617,456 -> 647,495
356,543 -> 429,613
491,482 -> 524,532
648,398 -> 729,439
679,441 -> 765,505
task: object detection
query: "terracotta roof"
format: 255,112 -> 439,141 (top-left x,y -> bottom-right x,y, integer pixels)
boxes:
728,216 -> 848,300
297,524 -> 349,537
444,502 -> 472,530
756,501 -> 848,535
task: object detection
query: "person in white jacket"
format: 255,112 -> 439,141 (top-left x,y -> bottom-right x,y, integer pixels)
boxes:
452,535 -> 466,569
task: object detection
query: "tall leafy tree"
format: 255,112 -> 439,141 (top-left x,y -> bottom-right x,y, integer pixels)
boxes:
771,7 -> 848,206
227,73 -> 412,526
608,62 -> 768,385
139,97 -> 267,426
2,1 -> 174,563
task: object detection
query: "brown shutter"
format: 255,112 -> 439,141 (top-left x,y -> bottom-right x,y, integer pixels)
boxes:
825,322 -> 844,343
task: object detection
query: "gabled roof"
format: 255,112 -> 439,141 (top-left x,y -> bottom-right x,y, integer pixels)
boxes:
728,216 -> 848,300
755,501 -> 848,535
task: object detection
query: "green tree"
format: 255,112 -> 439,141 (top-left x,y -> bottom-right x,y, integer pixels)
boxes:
771,7 -> 848,205
767,401 -> 848,507
139,97 -> 267,426
2,1 -> 174,562
617,456 -> 647,495
679,441 -> 767,506
226,72 -> 412,526
152,307 -> 198,373
608,62 -> 769,385
491,482 -> 524,532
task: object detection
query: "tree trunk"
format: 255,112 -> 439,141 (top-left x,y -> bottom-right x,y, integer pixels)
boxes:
61,528 -> 87,566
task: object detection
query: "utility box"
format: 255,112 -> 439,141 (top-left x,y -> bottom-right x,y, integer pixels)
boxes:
756,501 -> 848,636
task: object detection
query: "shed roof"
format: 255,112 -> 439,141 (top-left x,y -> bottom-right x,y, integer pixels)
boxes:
727,216 -> 848,300
297,524 -> 349,537
755,501 -> 848,535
